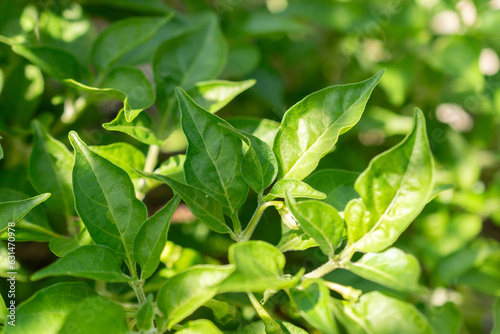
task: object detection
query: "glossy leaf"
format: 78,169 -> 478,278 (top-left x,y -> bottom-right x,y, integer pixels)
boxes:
102,109 -> 163,145
134,195 -> 180,279
91,16 -> 170,70
3,282 -> 97,334
265,179 -> 326,202
0,193 -> 50,234
345,109 -> 434,253
31,245 -> 130,282
140,172 -> 230,234
157,265 -> 235,329
332,291 -> 433,334
346,248 -> 422,292
274,70 -> 384,181
29,120 -> 74,215
289,279 -> 339,334
136,294 -> 155,331
305,169 -> 359,211
66,66 -> 155,121
177,88 -> 248,213
286,194 -> 344,258
176,320 -> 224,334
188,79 -> 255,113
69,131 -> 147,264
218,241 -> 303,292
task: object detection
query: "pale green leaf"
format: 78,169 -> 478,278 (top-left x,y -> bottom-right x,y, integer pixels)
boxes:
204,299 -> 241,329
0,291 -> 6,325
265,179 -> 326,202
227,117 -> 280,148
0,193 -> 50,234
102,109 -> 163,145
136,295 -> 154,331
305,169 -> 359,211
176,319 -> 223,334
188,79 -> 255,113
274,70 -> 383,181
277,225 -> 319,253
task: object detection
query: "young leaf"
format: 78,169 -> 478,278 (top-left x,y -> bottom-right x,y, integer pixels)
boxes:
69,131 -> 147,265
176,320 -> 224,334
140,172 -> 230,234
187,79 -> 256,113
305,169 -> 359,211
286,194 -> 344,258
29,120 -> 74,216
177,88 -> 249,213
273,70 -> 384,181
66,66 -> 155,121
218,241 -> 303,292
265,179 -> 326,202
3,282 -> 97,334
344,109 -> 434,253
157,265 -> 235,329
91,16 -> 170,70
289,279 -> 339,334
277,225 -> 319,253
102,109 -> 163,145
346,248 -> 422,292
155,154 -> 185,181
134,195 -> 180,279
331,291 -> 434,334
0,193 -> 50,234
58,296 -> 129,334
136,294 -> 155,331
204,299 -> 241,329
31,245 -> 131,282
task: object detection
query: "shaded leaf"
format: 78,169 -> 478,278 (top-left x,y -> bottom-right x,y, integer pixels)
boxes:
204,299 -> 241,329
136,294 -> 155,331
493,298 -> 500,334
265,179 -> 326,202
102,109 -> 163,145
0,193 -> 50,234
305,169 -> 359,211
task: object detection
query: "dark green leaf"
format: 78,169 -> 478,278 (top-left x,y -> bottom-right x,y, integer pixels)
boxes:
31,245 -> 130,282
0,193 -> 50,234
136,295 -> 155,331
134,195 -> 180,279
265,179 -> 326,202
102,109 -> 163,145
429,302 -> 463,334
157,265 -> 235,329
273,70 -> 384,181
82,0 -> 170,14
49,224 -> 92,257
305,169 -> 359,211
493,298 -> 500,334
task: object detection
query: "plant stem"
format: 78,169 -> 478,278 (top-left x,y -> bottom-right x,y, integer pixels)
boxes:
231,212 -> 242,235
240,201 -> 283,242
303,246 -> 355,279
130,279 -> 147,305
137,144 -> 160,199
17,221 -> 66,238
247,292 -> 284,334
323,281 -> 362,302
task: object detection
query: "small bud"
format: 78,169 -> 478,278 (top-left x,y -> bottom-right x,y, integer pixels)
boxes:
279,206 -> 299,230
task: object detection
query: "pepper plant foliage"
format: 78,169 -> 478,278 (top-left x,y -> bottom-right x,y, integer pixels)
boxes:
0,2 -> 487,334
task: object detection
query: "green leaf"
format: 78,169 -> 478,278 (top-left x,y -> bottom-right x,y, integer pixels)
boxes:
273,70 -> 384,181
218,241 -> 303,292
345,109 -> 434,253
102,109 -> 163,145
0,193 -> 50,234
0,135 -> 3,160
134,195 -> 180,279
305,169 -> 359,211
227,117 -> 280,148
3,282 -> 97,334
428,184 -> 454,203
11,45 -> 87,81
220,124 -> 278,193
0,291 -> 7,325
91,16 -> 170,70
289,279 -> 339,334
140,172 -> 230,234
66,65 -> 155,121
176,320 -> 224,334
277,225 -> 319,253
177,88 -> 248,213
136,294 -> 155,331
265,179 -> 326,202
204,299 -> 241,329
346,248 -> 422,292
429,302 -> 463,334
49,223 -> 92,257
493,298 -> 500,334
286,194 -> 344,258
187,79 -> 256,113
58,296 -> 129,334
155,154 -> 185,181
157,265 -> 235,329
29,120 -> 74,216
69,131 -> 147,265
31,245 -> 131,282
332,291 -> 433,334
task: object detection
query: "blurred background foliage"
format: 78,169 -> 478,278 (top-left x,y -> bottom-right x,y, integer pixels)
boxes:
0,0 -> 499,333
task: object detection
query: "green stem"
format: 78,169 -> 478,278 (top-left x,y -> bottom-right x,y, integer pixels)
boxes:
240,201 -> 283,242
231,213 -> 242,235
303,246 -> 355,279
247,292 -> 284,334
137,144 -> 160,199
17,221 -> 66,238
129,279 -> 147,305
323,281 -> 362,302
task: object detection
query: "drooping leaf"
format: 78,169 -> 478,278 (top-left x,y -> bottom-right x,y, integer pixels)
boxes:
346,248 -> 422,292
273,70 -> 384,181
177,88 -> 248,214
176,319 -> 224,334
344,109 -> 434,253
58,296 -> 129,334
0,193 -> 50,234
66,65 -> 155,121
134,195 -> 180,279
140,172 -> 230,234
136,294 -> 155,331
218,241 -> 303,292
305,169 -> 359,211
286,194 -> 344,258
289,279 -> 339,334
265,179 -> 326,202
91,16 -> 170,70
3,282 -> 97,334
69,131 -> 147,265
31,245 -> 130,282
29,120 -> 74,216
331,291 -> 434,334
157,265 -> 235,329
102,109 -> 163,145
